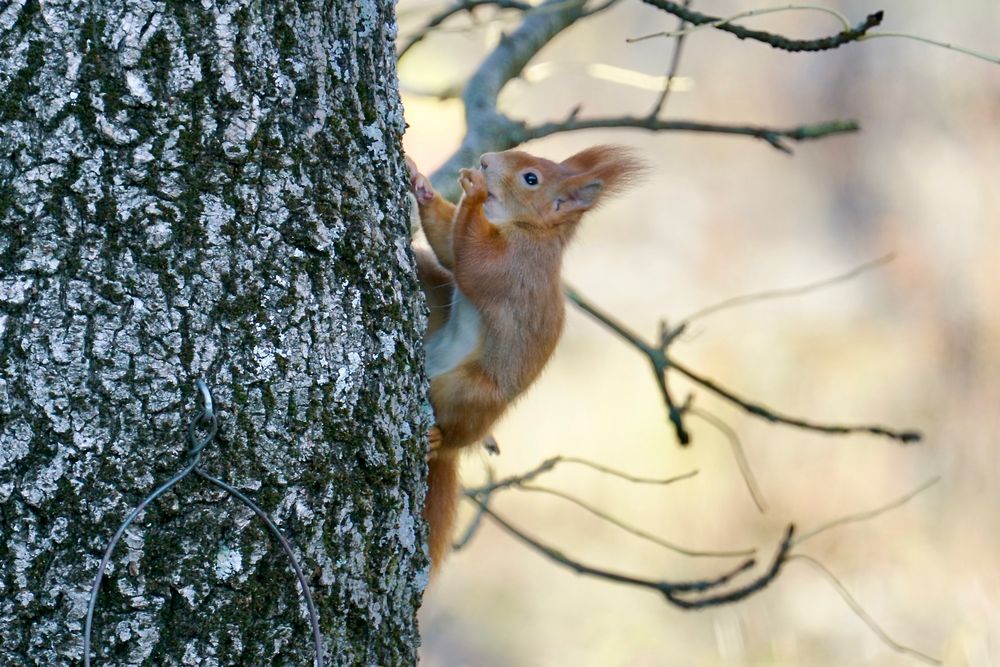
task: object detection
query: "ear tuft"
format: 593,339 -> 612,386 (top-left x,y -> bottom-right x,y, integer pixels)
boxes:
559,145 -> 648,210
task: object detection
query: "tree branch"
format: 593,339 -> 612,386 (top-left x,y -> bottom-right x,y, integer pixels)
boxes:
668,358 -> 922,444
522,116 -> 860,154
516,484 -> 755,557
677,253 -> 895,325
688,407 -> 768,514
793,476 -> 940,546
639,1 -> 884,52
398,0 -> 532,59
430,0 -> 590,196
648,0 -> 692,119
564,284 -> 922,446
470,496 -> 796,609
790,556 -> 942,665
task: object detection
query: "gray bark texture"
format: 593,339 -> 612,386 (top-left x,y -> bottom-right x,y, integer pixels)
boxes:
0,0 -> 430,665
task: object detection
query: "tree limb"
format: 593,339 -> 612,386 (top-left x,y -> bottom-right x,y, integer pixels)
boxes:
564,285 -> 922,446
522,116 -> 860,154
398,0 -> 532,59
639,1 -> 884,52
430,0 -> 590,196
470,496 -> 796,609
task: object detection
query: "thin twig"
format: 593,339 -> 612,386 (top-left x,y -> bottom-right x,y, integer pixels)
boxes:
564,284 -> 923,446
554,456 -> 698,485
648,0 -> 692,118
564,284 -> 657,355
789,556 -> 942,665
459,457 -> 700,551
465,455 -> 697,497
453,465 -> 496,550
517,484 -> 756,557
859,31 -> 1000,65
398,0 -> 532,59
465,457 -> 562,496
688,407 -> 768,514
523,116 -> 860,154
668,358 -> 922,444
470,496 -> 795,608
637,1 -> 882,53
652,359 -> 691,444
793,476 -> 940,546
630,4 -> 851,44
678,253 -> 895,326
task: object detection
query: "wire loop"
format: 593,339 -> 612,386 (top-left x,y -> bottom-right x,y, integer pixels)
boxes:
84,380 -> 324,666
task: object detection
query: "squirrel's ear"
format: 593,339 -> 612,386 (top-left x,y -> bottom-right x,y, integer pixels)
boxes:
558,145 -> 647,212
553,179 -> 603,213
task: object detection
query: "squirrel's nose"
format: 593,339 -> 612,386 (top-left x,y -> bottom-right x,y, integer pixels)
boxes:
480,153 -> 496,170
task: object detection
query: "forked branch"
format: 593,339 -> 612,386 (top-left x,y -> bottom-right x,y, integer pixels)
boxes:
564,285 -> 922,446
470,495 -> 795,609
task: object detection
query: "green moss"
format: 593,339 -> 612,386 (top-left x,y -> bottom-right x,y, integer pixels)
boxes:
0,39 -> 43,124
138,30 -> 174,99
273,10 -> 297,62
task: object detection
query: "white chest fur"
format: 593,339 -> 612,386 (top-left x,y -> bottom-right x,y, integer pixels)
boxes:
425,287 -> 482,379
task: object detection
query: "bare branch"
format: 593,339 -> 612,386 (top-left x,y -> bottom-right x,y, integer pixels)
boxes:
648,0 -> 692,119
630,4 -> 852,44
465,457 -> 562,496
564,284 -> 923,446
453,465 -> 496,551
430,0 -> 591,196
652,359 -> 692,444
422,0 -> 868,192
517,484 -> 756,558
859,31 -> 1000,65
551,456 -> 698,485
790,556 -> 942,665
523,116 -> 860,153
668,358 -> 923,444
638,1 -> 884,53
793,476 -> 940,546
465,455 -> 697,497
399,0 -> 532,59
688,407 -> 768,514
631,7 -> 1000,65
470,496 -> 796,608
564,284 -> 657,355
678,253 -> 895,326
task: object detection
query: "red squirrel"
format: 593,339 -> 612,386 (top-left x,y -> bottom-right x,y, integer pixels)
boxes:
406,146 -> 646,570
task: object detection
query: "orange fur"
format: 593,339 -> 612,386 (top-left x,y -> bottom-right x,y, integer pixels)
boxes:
424,449 -> 461,567
408,146 -> 647,572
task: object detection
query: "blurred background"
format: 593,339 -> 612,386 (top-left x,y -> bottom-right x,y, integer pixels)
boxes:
396,1 -> 999,664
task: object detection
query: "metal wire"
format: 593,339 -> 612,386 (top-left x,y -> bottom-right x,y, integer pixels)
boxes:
83,380 -> 324,666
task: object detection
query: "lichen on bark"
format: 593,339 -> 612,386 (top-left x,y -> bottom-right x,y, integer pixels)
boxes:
0,0 -> 429,665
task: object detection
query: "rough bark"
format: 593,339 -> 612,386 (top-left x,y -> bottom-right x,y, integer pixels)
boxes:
0,0 -> 429,665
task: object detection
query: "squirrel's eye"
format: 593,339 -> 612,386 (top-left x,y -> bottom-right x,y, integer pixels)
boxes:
522,172 -> 539,186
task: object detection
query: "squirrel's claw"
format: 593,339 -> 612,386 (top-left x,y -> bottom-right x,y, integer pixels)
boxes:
406,155 -> 435,204
458,168 -> 488,202
426,426 -> 443,461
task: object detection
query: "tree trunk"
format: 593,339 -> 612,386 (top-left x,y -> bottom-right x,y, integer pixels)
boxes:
0,1 -> 428,665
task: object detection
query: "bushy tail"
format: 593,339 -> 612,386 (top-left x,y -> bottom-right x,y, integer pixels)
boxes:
425,449 -> 460,573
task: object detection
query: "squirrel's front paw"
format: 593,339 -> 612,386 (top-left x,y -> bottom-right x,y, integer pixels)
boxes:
405,155 -> 435,204
458,168 -> 488,202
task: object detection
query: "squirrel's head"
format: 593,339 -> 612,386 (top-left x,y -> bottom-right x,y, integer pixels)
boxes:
479,145 -> 647,236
